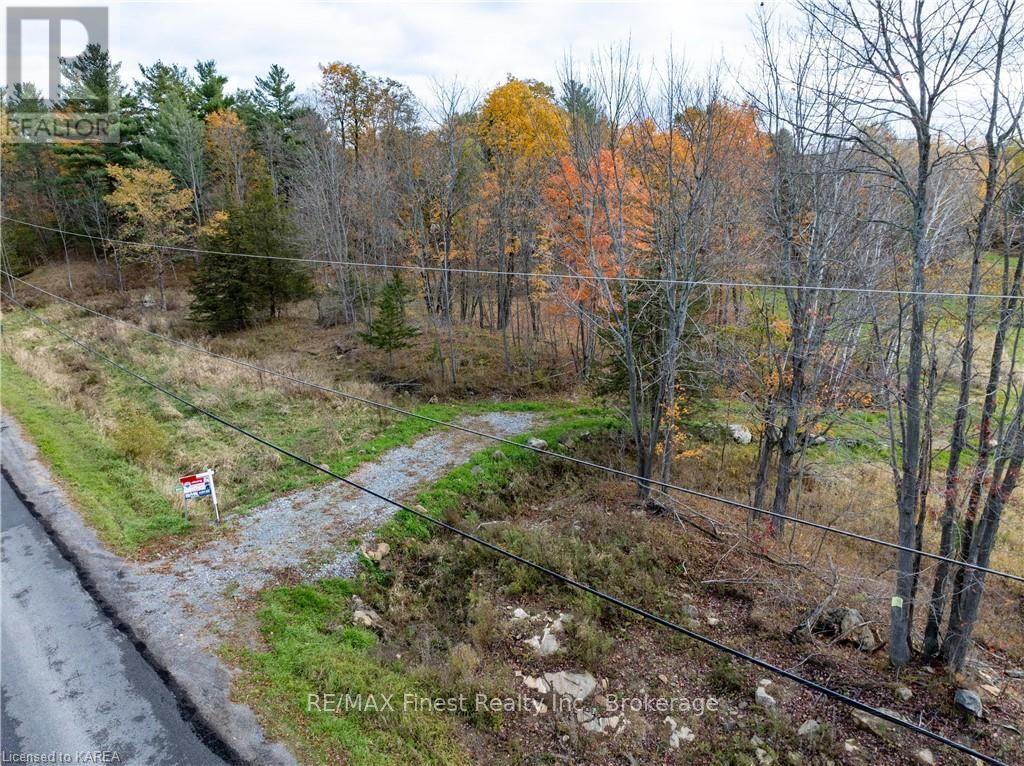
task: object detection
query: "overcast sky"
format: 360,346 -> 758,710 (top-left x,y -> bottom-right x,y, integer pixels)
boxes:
11,1 -> 785,106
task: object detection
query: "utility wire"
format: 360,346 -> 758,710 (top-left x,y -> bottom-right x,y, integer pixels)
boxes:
3,294 -> 1006,766
3,215 -> 1021,301
7,272 -> 1023,586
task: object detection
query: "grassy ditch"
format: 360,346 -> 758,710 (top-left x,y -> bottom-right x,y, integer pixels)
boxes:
2,356 -> 189,552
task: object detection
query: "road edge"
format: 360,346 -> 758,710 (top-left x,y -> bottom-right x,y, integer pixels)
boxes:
1,413 -> 298,766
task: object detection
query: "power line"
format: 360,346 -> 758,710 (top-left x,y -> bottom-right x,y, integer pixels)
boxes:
3,215 -> 1021,301
8,272 -> 1023,585
4,295 -> 1006,766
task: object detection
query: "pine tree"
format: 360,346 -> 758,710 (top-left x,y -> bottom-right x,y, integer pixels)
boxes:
187,208 -> 258,332
188,167 -> 310,332
359,273 -> 421,367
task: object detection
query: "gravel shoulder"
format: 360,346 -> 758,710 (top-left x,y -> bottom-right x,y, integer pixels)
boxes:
0,410 -> 538,765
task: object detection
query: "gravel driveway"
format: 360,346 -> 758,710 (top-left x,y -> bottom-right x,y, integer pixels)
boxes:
133,411 -> 538,645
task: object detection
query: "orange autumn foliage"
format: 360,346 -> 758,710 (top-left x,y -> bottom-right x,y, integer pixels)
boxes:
542,148 -> 651,305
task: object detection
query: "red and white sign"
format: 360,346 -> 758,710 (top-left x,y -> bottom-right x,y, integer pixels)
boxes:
179,470 -> 213,499
178,469 -> 220,522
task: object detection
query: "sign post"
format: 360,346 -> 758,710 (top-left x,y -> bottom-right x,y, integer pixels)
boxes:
178,470 -> 220,523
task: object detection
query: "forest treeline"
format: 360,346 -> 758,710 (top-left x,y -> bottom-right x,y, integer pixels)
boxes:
2,0 -> 1023,673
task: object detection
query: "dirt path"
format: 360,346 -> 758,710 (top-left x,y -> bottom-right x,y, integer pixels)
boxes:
1,411 -> 539,765
134,411 -> 538,646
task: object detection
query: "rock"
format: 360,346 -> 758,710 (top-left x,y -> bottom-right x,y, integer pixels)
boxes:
1006,669 -> 1024,679
980,683 -> 1001,697
520,674 -> 550,694
680,604 -> 700,620
511,607 -> 529,620
525,629 -> 560,656
664,716 -> 696,748
707,616 -> 720,626
352,609 -> 380,628
954,689 -> 983,718
755,686 -> 777,708
658,673 -> 669,684
527,437 -> 548,450
814,607 -> 882,652
755,748 -> 774,765
470,465 -> 483,476
810,434 -> 828,446
582,715 -> 616,733
581,713 -> 620,734
785,753 -> 803,766
728,424 -> 752,445
850,708 -> 901,740
492,450 -> 505,460
360,541 -> 390,562
914,749 -> 936,766
895,685 -> 913,701
549,612 -> 571,633
544,671 -> 597,701
797,719 -> 821,738
977,667 -> 998,685
842,739 -> 861,755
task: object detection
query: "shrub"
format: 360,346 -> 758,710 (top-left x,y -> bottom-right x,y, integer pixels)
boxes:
708,656 -> 746,694
567,615 -> 614,666
111,409 -> 169,467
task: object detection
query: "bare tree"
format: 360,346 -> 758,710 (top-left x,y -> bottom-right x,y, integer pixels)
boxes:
750,13 -> 886,536
922,0 -> 1024,663
798,0 -> 992,666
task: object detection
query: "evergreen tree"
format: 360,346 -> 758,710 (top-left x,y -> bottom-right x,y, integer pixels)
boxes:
187,210 -> 258,332
188,168 -> 310,332
193,60 -> 234,116
359,273 -> 421,367
253,64 -> 298,128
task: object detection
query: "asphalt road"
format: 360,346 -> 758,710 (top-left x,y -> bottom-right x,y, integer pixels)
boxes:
1,475 -> 226,765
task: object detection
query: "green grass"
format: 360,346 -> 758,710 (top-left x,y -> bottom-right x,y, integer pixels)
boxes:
383,408 -> 622,541
1,355 -> 189,552
230,579 -> 471,766
1,306 -> 576,545
229,408 -> 622,764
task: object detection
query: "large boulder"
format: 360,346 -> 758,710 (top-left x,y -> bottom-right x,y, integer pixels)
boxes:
850,708 -> 903,741
954,689 -> 983,718
797,719 -> 821,739
544,671 -> 597,701
664,716 -> 696,748
755,685 -> 777,708
813,607 -> 883,652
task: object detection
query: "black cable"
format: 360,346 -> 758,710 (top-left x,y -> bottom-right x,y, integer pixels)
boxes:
2,215 -> 1020,301
3,296 -> 1007,766
8,273 -> 1023,585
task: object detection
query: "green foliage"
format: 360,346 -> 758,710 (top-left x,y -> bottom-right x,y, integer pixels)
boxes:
188,170 -> 311,332
1,356 -> 187,552
110,407 -> 168,466
138,91 -> 205,189
708,656 -> 746,694
566,615 -> 614,665
233,579 -> 471,765
359,273 -> 421,363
